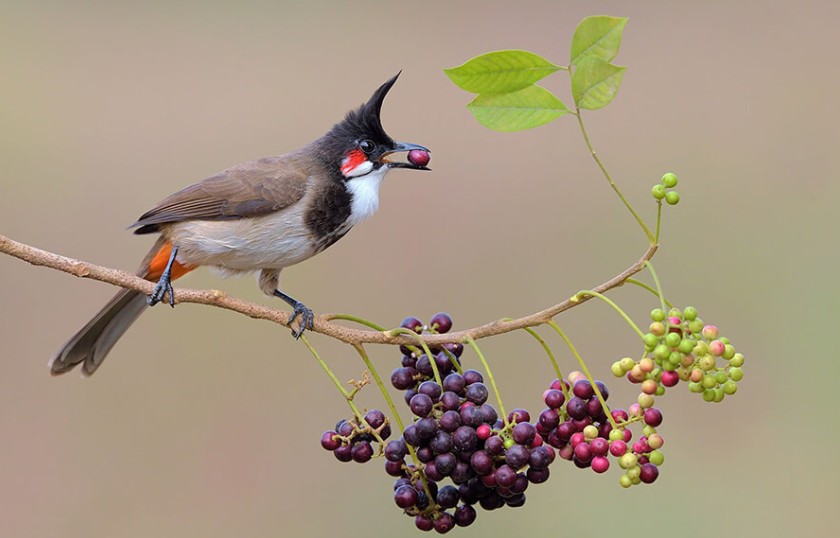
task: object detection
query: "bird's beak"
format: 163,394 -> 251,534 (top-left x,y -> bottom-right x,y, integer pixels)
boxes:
378,142 -> 431,170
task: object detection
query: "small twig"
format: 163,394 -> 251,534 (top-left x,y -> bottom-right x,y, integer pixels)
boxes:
0,233 -> 658,346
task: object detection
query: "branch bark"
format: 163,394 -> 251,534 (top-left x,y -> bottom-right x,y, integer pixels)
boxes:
0,233 -> 657,346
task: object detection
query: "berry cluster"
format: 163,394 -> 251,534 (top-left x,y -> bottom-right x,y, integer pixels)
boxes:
651,171 -> 680,205
536,371 -> 663,488
611,307 -> 745,405
386,314 -> 554,531
321,409 -> 392,463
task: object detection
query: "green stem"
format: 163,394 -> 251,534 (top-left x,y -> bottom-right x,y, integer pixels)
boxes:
519,326 -> 571,402
625,278 -> 674,309
465,336 -> 508,425
387,328 -> 442,386
574,108 -> 655,244
299,334 -> 362,420
573,289 -> 645,339
325,313 -> 386,331
655,200 -> 663,244
352,343 -> 405,434
644,261 -> 668,315
546,321 -> 618,431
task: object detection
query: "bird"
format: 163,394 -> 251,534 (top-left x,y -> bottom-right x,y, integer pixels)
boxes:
49,73 -> 430,376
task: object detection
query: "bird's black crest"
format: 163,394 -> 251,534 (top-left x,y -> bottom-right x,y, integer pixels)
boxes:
324,74 -> 400,149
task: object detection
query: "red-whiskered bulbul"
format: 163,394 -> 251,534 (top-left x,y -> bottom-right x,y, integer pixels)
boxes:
50,73 -> 430,376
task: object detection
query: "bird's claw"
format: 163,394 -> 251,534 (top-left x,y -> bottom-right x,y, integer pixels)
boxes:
289,302 -> 314,339
148,277 -> 175,307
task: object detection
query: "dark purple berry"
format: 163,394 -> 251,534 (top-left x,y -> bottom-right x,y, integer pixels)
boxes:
415,514 -> 434,531
443,373 -> 466,394
495,464 -> 517,489
477,404 -> 498,425
434,512 -> 455,534
479,492 -> 505,511
416,417 -> 438,440
436,485 -> 460,509
644,408 -> 663,427
439,410 -> 462,432
484,435 -> 505,455
410,393 -> 434,417
453,425 -> 478,453
401,316 -> 424,333
424,461 -> 443,481
454,504 -> 476,527
404,424 -> 422,447
590,437 -> 609,457
566,397 -> 587,420
334,444 -> 353,462
391,367 -> 417,390
443,342 -> 464,358
512,422 -> 536,445
351,441 -> 373,463
543,389 -> 565,409
539,408 -> 560,430
470,450 -> 494,475
434,352 -> 454,375
462,369 -> 484,385
394,484 -> 418,508
364,409 -> 386,429
459,403 -> 483,428
384,459 -> 404,476
320,430 -> 340,451
450,461 -> 472,484
416,446 -> 434,463
464,382 -> 488,405
507,408 -> 531,424
429,312 -> 453,333
435,452 -> 457,475
573,380 -> 594,399
640,462 -> 659,483
385,439 -> 407,462
573,442 -> 592,463
416,355 -> 434,377
418,381 -> 443,402
529,445 -> 554,469
440,391 -> 461,411
505,444 -> 530,469
586,397 -> 605,419
430,431 -> 454,454
594,380 -> 610,400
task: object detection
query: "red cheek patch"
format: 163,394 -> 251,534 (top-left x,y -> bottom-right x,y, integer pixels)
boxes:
341,149 -> 368,176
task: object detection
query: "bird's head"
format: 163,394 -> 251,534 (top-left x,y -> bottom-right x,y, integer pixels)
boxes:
318,73 -> 431,180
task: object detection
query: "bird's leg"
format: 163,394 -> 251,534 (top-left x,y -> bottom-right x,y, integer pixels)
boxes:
273,289 -> 314,339
148,245 -> 179,307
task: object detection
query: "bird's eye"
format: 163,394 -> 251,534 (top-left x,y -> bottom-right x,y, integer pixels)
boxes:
359,139 -> 375,154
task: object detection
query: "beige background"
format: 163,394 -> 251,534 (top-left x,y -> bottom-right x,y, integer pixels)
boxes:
1,1 -> 836,537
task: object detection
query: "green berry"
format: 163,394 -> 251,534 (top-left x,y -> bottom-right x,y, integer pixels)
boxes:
730,353 -> 745,367
642,424 -> 656,437
713,388 -> 725,403
715,371 -> 728,384
702,375 -> 717,389
665,191 -> 680,205
653,344 -> 671,362
668,351 -> 682,367
626,465 -> 642,480
723,380 -> 738,395
698,355 -> 716,371
619,474 -> 633,488
729,367 -> 744,382
661,172 -> 678,188
649,322 -> 666,337
677,338 -> 696,354
702,389 -> 716,402
683,306 -> 697,321
611,362 -> 624,377
688,382 -> 704,393
664,332 -> 681,348
619,453 -> 638,469
655,385 -> 666,396
649,449 -> 665,465
723,344 -> 736,360
619,357 -> 636,372
609,429 -> 625,441
688,319 -> 704,334
650,308 -> 667,322
668,308 -> 682,319
643,333 -> 659,350
652,184 -> 667,200
638,393 -> 655,408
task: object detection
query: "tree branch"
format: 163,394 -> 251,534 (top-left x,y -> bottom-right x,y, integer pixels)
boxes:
0,233 -> 657,346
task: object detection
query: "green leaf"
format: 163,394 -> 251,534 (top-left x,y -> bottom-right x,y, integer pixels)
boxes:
445,50 -> 561,94
466,85 -> 569,132
571,57 -> 626,110
570,16 -> 629,66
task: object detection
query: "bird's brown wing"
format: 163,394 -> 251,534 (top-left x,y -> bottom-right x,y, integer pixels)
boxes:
131,154 -> 311,234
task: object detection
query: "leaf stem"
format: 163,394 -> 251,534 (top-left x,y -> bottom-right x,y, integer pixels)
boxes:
546,321 -> 618,430
574,107 -> 655,243
300,334 -> 362,420
573,289 -> 645,339
386,327 -> 443,386
465,337 -> 508,425
625,278 -> 674,309
323,313 -> 386,332
519,326 -> 571,402
352,343 -> 405,434
644,261 -> 667,315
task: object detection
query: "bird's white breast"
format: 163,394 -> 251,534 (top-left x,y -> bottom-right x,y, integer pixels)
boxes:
346,165 -> 387,226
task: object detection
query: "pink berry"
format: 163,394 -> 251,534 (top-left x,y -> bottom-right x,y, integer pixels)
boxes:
476,424 -> 492,440
661,370 -> 680,387
609,439 -> 628,457
592,456 -> 610,473
407,149 -> 430,167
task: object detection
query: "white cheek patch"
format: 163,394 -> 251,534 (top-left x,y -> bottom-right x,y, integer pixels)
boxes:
343,159 -> 374,178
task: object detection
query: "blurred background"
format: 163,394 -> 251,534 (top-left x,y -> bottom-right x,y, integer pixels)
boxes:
1,1 -> 837,536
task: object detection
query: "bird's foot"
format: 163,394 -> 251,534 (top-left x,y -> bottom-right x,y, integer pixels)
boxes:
273,289 -> 314,338
148,272 -> 175,307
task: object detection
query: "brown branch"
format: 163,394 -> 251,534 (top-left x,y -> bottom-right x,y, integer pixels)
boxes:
0,233 -> 657,345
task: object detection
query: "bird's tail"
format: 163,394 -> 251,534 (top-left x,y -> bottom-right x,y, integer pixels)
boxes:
49,237 -> 195,376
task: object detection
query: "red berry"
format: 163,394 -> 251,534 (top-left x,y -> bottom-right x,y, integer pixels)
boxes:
591,456 -> 610,473
476,424 -> 492,440
408,149 -> 430,167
